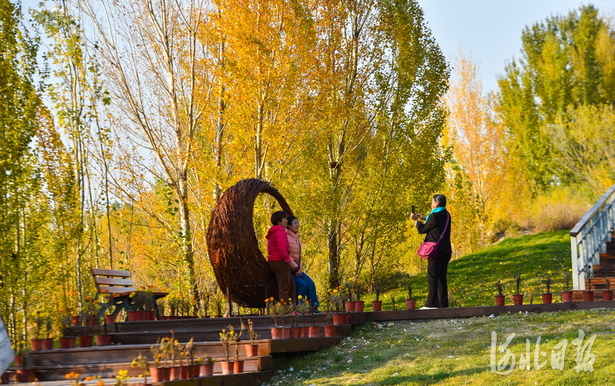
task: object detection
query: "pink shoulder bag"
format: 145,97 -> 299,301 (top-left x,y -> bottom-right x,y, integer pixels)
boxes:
417,212 -> 450,260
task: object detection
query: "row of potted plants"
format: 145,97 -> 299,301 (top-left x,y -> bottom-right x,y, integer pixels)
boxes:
494,270 -> 614,305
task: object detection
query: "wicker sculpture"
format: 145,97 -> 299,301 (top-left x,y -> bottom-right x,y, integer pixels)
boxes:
206,178 -> 294,308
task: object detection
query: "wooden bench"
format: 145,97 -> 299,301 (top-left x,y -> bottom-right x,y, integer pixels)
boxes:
91,268 -> 168,319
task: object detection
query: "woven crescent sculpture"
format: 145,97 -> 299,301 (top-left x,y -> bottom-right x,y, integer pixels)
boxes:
206,178 -> 294,308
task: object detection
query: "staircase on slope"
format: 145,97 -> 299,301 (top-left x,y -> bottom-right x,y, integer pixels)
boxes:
574,232 -> 615,301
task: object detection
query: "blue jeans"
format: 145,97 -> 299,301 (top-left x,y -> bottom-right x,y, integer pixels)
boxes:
292,272 -> 320,309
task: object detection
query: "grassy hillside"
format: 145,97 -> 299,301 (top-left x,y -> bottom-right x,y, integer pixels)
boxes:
379,230 -> 571,309
264,230 -> 615,385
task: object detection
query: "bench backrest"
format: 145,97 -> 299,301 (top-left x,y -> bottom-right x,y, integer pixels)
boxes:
91,268 -> 136,297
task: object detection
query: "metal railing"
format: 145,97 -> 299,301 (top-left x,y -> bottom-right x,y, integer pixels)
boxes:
570,184 -> 615,290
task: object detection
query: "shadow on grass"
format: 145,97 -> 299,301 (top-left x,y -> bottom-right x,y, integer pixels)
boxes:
354,364 -> 493,386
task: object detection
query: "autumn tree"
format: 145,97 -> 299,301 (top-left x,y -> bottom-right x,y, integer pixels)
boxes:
497,4 -> 615,193
443,54 -> 506,253
77,0 -> 212,303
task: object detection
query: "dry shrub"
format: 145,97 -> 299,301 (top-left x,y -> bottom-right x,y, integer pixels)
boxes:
530,188 -> 592,232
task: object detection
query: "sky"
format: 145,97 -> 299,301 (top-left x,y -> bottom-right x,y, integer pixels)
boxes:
417,0 -> 615,94
19,0 -> 614,94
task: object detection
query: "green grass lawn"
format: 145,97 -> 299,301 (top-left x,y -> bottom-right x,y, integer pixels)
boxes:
264,230 -> 613,385
370,230 -> 572,310
265,310 -> 615,385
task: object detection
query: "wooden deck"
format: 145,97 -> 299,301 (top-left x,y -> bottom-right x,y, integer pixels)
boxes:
7,299 -> 615,385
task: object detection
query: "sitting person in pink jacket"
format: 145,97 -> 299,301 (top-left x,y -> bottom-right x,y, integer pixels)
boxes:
267,211 -> 297,303
286,216 -> 320,311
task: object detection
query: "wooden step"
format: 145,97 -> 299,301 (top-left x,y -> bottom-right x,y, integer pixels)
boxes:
585,277 -> 615,290
600,252 -> 615,263
27,356 -> 272,381
69,314 -> 329,337
24,341 -> 271,368
590,264 -> 615,274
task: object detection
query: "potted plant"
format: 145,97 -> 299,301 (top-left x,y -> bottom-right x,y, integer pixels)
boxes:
12,339 -> 28,368
30,313 -> 46,351
603,278 -> 613,301
344,283 -> 355,312
182,338 -> 198,379
562,269 -> 573,302
323,313 -> 336,337
372,282 -> 383,312
233,322 -> 245,374
59,313 -> 76,349
96,314 -> 113,346
354,283 -> 365,312
219,325 -> 235,375
167,331 -> 181,381
150,339 -> 169,382
541,272 -> 553,304
512,270 -> 523,305
297,299 -> 311,337
405,278 -> 416,310
328,288 -> 345,325
583,269 -> 594,301
246,319 -> 260,356
196,355 -> 215,377
268,299 -> 287,339
495,279 -> 505,306
130,353 -> 149,385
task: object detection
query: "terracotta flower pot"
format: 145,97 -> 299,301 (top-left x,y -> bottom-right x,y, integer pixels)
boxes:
168,366 -> 181,381
512,294 -> 524,305
78,336 -> 93,348
221,361 -> 234,375
104,314 -> 115,325
149,367 -> 168,382
270,327 -> 284,340
59,337 -> 76,349
561,291 -> 573,302
602,290 -> 613,301
583,291 -> 594,301
245,344 -> 259,357
405,299 -> 416,310
1,371 -> 9,383
541,293 -> 553,304
332,313 -> 344,326
95,335 -> 112,346
30,338 -> 44,351
189,364 -> 200,378
308,326 -> 320,338
344,301 -> 355,312
127,311 -> 140,322
179,365 -> 191,379
199,363 -> 214,377
290,327 -> 301,339
13,354 -> 23,368
354,301 -> 365,312
371,300 -> 382,312
16,369 -> 30,382
494,295 -> 505,306
70,315 -> 80,327
282,327 -> 291,339
42,338 -> 54,350
233,360 -> 244,374
324,325 -> 336,337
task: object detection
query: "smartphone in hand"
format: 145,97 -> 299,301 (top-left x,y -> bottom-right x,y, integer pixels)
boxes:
411,205 -> 415,214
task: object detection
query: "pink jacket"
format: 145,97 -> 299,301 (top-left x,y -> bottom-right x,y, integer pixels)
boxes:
286,229 -> 301,267
266,225 -> 291,263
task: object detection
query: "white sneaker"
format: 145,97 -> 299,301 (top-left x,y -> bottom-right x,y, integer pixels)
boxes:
420,306 -> 438,310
